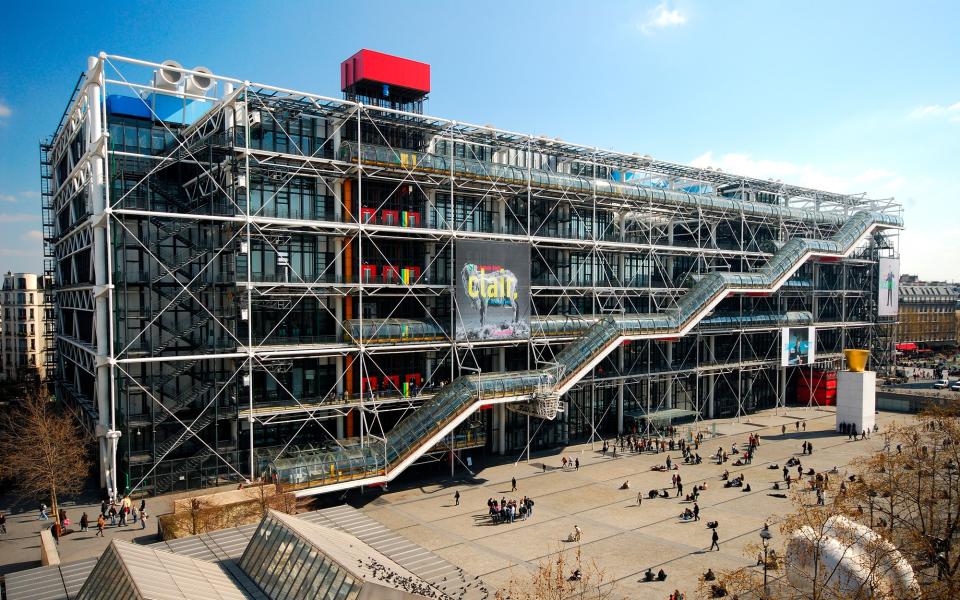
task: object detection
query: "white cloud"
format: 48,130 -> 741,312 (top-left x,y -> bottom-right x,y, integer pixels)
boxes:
0,194 -> 16,203
0,214 -> 38,224
0,99 -> 9,122
0,248 -> 40,258
21,230 -> 43,242
639,3 -> 687,35
689,151 -> 905,198
907,101 -> 960,120
19,190 -> 39,199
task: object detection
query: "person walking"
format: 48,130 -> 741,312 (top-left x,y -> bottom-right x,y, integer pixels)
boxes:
710,528 -> 720,551
39,503 -> 49,521
118,503 -> 127,527
96,514 -> 105,537
140,510 -> 147,530
637,492 -> 643,506
573,524 -> 582,542
781,424 -> 786,435
575,457 -> 579,470
454,490 -> 460,506
108,504 -> 117,526
80,512 -> 89,532
511,477 -> 517,492
677,481 -> 684,498
693,503 -> 700,521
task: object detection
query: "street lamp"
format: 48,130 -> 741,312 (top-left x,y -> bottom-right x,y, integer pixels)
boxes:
760,524 -> 773,599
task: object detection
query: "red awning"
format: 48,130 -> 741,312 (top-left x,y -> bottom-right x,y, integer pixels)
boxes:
896,343 -> 918,351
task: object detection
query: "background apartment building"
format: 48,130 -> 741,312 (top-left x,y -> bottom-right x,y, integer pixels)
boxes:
897,284 -> 958,351
1,272 -> 50,382
43,52 -> 902,499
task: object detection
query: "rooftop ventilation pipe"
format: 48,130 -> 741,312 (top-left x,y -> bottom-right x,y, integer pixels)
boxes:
185,66 -> 214,96
153,60 -> 184,91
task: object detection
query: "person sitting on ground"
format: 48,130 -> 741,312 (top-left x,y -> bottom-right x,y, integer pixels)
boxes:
569,568 -> 582,581
807,467 -> 816,476
769,463 -> 779,470
733,458 -> 745,467
649,489 -> 659,499
620,480 -> 630,490
772,482 -> 781,490
703,568 -> 716,581
706,520 -> 718,529
659,489 -> 671,499
680,508 -> 694,521
743,484 -> 752,492
657,569 -> 668,581
644,568 -> 656,582
721,469 -> 730,480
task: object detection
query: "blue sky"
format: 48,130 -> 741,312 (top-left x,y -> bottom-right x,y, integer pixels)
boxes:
1,0 -> 957,278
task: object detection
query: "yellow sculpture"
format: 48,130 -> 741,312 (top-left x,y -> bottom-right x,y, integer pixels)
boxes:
844,349 -> 869,372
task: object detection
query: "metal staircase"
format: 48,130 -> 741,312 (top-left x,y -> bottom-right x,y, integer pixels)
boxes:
153,413 -> 218,459
271,209 -> 901,497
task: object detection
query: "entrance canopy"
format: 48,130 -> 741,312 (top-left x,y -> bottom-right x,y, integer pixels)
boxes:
624,408 -> 698,424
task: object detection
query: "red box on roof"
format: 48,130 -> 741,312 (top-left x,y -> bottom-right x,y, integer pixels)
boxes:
341,49 -> 430,94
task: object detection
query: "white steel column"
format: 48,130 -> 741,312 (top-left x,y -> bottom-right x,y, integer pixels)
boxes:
497,348 -> 507,454
87,56 -> 117,498
616,345 -> 624,433
707,336 -> 716,419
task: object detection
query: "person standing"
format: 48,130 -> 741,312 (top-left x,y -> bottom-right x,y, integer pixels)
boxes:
693,503 -> 700,521
454,490 -> 460,506
677,481 -> 684,498
575,457 -> 579,470
118,503 -> 127,527
511,477 -> 517,492
140,510 -> 147,530
574,524 -> 582,542
80,512 -> 89,532
0,512 -> 6,534
96,513 -> 105,537
781,424 -> 786,436
710,528 -> 720,551
50,523 -> 60,546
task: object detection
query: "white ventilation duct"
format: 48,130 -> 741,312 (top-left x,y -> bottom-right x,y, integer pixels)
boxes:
185,66 -> 214,96
154,60 -> 184,91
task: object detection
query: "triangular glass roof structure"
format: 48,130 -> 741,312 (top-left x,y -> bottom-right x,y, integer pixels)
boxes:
75,539 -> 250,600
238,510 -> 438,599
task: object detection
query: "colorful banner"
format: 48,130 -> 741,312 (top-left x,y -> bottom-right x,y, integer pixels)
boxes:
878,257 -> 900,317
455,240 -> 530,341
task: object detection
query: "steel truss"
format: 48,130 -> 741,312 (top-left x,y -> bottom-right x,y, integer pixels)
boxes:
41,54 -> 902,498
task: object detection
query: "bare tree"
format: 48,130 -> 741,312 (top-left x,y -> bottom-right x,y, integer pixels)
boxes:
495,545 -> 615,600
0,385 -> 91,536
842,405 -> 960,598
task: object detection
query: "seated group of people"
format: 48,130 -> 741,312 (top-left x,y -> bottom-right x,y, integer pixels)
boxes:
651,463 -> 680,472
647,488 -> 672,499
643,568 -> 668,582
679,507 -> 695,521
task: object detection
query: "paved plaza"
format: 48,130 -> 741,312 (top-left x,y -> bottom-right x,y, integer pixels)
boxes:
354,407 -> 909,599
0,407 -> 912,599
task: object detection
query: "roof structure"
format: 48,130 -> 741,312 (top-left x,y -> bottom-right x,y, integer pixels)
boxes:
239,510 -> 439,599
75,539 -> 250,600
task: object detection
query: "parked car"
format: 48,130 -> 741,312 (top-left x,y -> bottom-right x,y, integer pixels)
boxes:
933,379 -> 949,390
950,380 -> 960,392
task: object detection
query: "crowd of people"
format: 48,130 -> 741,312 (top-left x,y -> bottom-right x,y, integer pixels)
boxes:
486,495 -> 534,524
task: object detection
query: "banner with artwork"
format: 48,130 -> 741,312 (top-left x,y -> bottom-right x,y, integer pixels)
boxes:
455,240 -> 530,341
782,326 -> 816,366
878,257 -> 900,317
